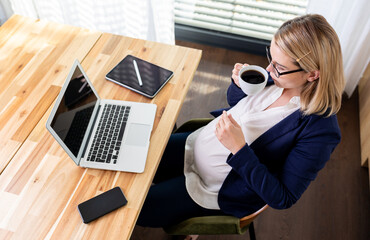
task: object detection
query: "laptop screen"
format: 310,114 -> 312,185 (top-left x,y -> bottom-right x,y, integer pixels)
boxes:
50,66 -> 98,157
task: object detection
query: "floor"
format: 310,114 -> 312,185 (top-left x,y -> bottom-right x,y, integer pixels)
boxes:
130,40 -> 370,240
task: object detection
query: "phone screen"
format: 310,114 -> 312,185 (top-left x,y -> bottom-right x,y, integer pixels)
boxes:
78,186 -> 128,223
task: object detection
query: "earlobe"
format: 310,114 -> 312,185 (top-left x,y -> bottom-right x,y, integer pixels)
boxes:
307,70 -> 320,82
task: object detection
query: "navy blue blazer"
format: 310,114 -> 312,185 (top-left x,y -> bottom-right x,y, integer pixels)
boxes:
212,78 -> 341,218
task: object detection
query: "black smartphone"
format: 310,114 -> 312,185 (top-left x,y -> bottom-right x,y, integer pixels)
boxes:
77,186 -> 128,223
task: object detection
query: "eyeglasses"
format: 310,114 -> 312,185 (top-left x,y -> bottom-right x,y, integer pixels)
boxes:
266,46 -> 304,78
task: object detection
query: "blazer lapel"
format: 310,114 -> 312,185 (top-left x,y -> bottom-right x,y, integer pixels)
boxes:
250,109 -> 303,148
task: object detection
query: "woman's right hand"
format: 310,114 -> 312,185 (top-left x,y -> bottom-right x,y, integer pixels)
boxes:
232,63 -> 249,87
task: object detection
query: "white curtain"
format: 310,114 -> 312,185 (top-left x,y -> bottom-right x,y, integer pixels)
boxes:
8,0 -> 175,45
307,0 -> 370,98
0,4 -> 6,24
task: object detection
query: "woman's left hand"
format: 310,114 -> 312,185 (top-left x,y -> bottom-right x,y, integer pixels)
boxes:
215,111 -> 246,155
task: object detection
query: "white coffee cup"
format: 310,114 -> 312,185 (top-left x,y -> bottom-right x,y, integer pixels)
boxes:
238,65 -> 268,96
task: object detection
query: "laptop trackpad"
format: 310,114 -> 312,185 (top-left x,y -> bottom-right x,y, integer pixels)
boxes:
125,123 -> 151,147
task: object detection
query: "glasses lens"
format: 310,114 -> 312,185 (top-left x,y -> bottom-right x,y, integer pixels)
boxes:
266,46 -> 280,78
266,46 -> 271,62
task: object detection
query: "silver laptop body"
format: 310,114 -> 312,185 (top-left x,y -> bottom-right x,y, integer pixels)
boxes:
46,60 -> 156,173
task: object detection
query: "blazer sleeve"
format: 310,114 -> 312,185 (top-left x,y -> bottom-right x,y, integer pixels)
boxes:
225,115 -> 341,210
210,79 -> 245,117
226,78 -> 246,107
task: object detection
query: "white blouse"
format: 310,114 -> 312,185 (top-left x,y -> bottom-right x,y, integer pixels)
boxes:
184,85 -> 301,209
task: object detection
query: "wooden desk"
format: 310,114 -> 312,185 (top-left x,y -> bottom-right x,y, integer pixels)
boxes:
0,15 -> 202,239
0,15 -> 101,173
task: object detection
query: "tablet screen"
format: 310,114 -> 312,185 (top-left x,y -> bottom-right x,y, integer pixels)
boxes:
105,55 -> 173,98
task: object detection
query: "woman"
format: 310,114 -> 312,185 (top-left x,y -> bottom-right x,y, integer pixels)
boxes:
137,14 -> 345,227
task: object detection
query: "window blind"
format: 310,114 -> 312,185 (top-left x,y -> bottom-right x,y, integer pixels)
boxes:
174,0 -> 308,41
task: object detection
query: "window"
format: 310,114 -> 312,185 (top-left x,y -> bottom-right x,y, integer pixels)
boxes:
174,0 -> 308,54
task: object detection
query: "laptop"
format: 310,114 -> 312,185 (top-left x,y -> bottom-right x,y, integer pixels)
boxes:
46,60 -> 157,173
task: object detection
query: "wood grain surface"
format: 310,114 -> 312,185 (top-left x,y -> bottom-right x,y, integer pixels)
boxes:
0,15 -> 101,173
358,64 -> 370,165
358,63 -> 370,180
0,15 -> 202,240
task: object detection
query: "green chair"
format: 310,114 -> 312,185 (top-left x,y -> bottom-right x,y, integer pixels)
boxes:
173,118 -> 214,133
164,205 -> 268,240
166,118 -> 268,240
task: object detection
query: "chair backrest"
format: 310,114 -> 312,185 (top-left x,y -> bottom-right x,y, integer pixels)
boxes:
239,205 -> 268,229
174,118 -> 213,133
164,204 -> 269,235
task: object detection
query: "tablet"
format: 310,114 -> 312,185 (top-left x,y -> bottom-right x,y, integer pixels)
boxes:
105,55 -> 174,98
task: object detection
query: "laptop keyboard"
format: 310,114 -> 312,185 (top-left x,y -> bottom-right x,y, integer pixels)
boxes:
86,104 -> 131,164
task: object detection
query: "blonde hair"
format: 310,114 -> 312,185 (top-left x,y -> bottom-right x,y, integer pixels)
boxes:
274,14 -> 345,116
